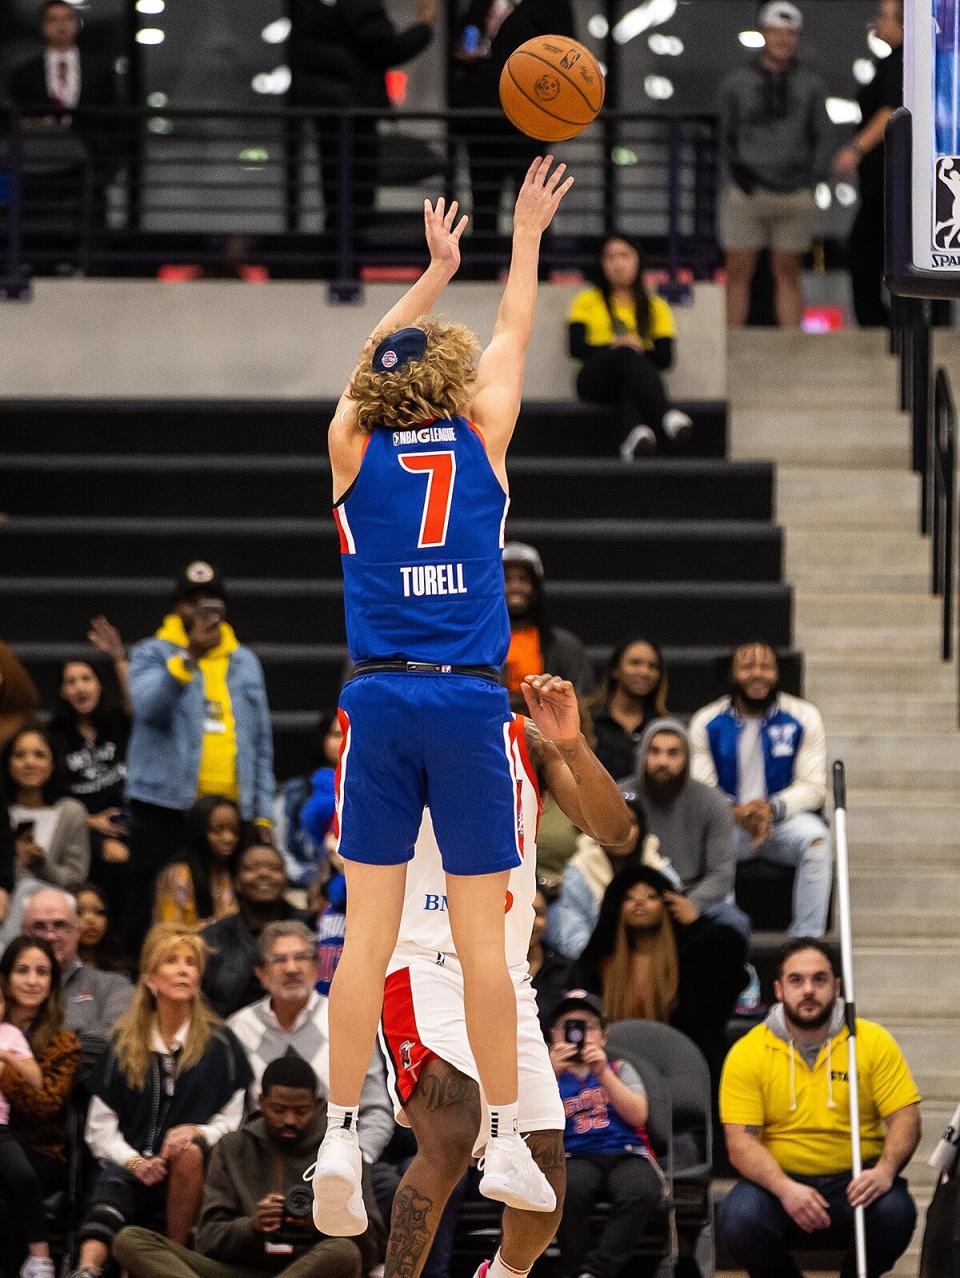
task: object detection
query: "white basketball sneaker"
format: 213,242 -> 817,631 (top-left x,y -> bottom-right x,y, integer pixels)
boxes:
306,1127 -> 368,1236
662,408 -> 693,442
478,1133 -> 556,1212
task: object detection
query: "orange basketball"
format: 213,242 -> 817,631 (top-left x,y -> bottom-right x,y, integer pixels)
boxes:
499,35 -> 605,142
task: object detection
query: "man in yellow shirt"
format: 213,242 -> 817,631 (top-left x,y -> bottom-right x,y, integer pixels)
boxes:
718,938 -> 921,1277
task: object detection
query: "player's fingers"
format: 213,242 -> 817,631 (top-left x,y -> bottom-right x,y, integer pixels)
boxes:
545,161 -> 567,192
554,175 -> 576,201
444,199 -> 459,229
525,155 -> 544,184
452,213 -> 469,240
435,195 -> 446,221
539,154 -> 555,184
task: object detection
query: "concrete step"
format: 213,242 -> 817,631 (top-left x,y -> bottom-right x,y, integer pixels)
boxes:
785,529 -> 930,591
795,625 -> 942,656
886,1021 -> 960,1101
796,592 -> 942,628
829,732 -> 960,786
845,788 -> 960,840
805,656 -> 957,695
857,943 -> 960,1019
777,468 -> 922,527
851,841 -> 960,870
731,410 -> 910,468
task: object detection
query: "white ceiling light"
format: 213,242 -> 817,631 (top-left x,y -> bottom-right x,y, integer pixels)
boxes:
135,0 -> 164,13
826,97 -> 863,125
835,182 -> 857,206
587,14 -> 609,39
644,74 -> 674,100
613,0 -> 677,46
146,90 -> 168,108
867,31 -> 892,58
598,60 -> 608,77
739,29 -> 765,48
252,66 -> 292,95
612,146 -> 639,165
147,117 -> 172,134
853,58 -> 876,84
649,33 -> 683,55
261,17 -> 291,44
135,27 -> 165,44
815,182 -> 832,209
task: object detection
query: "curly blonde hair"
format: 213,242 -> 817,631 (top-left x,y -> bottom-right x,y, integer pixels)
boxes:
351,317 -> 480,434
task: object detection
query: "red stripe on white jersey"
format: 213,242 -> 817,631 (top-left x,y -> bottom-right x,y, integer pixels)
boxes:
381,967 -> 438,1107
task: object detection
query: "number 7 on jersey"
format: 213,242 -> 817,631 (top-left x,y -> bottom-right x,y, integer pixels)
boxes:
398,451 -> 457,549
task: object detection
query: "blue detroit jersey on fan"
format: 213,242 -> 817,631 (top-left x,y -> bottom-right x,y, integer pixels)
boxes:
334,416 -> 511,666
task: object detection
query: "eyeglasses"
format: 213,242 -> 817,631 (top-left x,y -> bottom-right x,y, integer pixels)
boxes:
28,920 -> 74,935
265,951 -> 316,968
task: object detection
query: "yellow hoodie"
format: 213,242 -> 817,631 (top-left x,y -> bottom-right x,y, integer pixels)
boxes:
157,613 -> 240,803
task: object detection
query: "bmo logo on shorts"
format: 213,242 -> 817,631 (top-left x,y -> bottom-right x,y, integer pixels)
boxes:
423,894 -> 448,912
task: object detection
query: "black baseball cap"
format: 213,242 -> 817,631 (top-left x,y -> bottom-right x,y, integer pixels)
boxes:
549,990 -> 606,1027
174,560 -> 227,601
372,327 -> 428,374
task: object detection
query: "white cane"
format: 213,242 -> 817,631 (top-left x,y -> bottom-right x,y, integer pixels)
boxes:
833,760 -> 867,1278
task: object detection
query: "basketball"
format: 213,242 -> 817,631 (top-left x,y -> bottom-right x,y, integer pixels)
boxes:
499,35 -> 605,142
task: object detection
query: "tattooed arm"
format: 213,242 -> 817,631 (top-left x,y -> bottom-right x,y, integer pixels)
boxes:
521,674 -> 634,852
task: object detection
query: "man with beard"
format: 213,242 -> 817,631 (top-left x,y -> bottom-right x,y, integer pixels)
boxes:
689,642 -> 830,937
620,718 -> 748,940
718,939 -> 921,1278
501,543 -> 592,696
113,1055 -> 384,1278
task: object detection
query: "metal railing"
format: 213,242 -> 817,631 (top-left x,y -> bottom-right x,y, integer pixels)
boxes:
0,104 -> 720,286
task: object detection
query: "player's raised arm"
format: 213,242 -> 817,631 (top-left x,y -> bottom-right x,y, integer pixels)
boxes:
470,156 -> 574,459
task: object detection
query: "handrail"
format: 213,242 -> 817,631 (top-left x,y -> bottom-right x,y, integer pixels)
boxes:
932,367 -> 958,664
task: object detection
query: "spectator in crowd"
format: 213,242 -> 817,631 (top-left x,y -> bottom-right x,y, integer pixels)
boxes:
76,881 -> 132,975
620,718 -> 749,940
6,1 -> 117,116
22,887 -> 132,1074
201,843 -> 313,1018
549,991 -> 664,1278
718,938 -> 921,1278
227,920 -> 393,1163
124,562 -> 274,955
68,924 -> 251,1278
570,864 -> 747,1085
153,795 -> 245,928
275,713 -> 342,892
0,644 -> 41,750
3,727 -> 90,937
528,884 -> 570,1033
502,542 -> 592,695
0,987 -> 46,1278
47,637 -> 131,914
718,1 -> 830,328
833,0 -> 904,327
568,236 -> 692,458
591,638 -> 669,782
0,935 -> 82,1278
288,0 -> 437,234
114,1055 -> 384,1278
0,817 -> 12,929
690,641 -> 832,938
311,850 -> 346,998
545,804 -> 651,960
451,0 -> 574,259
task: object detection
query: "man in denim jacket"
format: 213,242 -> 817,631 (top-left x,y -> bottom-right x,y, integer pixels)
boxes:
689,642 -> 830,937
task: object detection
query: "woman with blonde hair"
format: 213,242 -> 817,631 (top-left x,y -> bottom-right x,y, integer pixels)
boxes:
67,924 -> 251,1278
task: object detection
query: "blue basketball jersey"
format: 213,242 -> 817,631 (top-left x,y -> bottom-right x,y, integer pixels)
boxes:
334,417 -> 511,666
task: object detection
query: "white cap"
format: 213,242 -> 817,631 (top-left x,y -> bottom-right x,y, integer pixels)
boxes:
502,542 -> 544,580
758,1 -> 803,30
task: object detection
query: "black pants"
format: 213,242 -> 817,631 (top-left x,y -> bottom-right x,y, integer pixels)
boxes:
460,114 -> 539,246
848,196 -> 889,328
315,115 -> 379,236
558,1152 -> 663,1278
0,1128 -> 57,1250
123,799 -> 187,960
576,347 -> 669,445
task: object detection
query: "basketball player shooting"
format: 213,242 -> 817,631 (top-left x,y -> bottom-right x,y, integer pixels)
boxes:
310,155 -> 575,1235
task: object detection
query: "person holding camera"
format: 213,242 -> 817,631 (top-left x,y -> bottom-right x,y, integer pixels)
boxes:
122,561 -> 275,956
114,1054 -> 384,1278
548,992 -> 664,1278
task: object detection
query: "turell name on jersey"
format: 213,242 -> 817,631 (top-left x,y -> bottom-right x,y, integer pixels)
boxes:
393,426 -> 458,445
400,564 -> 467,597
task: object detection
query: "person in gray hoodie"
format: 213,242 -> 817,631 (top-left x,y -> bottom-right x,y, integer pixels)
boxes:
620,718 -> 750,942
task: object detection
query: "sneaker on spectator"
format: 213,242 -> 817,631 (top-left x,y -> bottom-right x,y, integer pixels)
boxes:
21,1260 -> 55,1278
734,962 -> 766,1017
662,408 -> 693,442
306,1126 -> 367,1235
479,1132 -> 556,1211
65,1268 -> 101,1278
620,425 -> 657,460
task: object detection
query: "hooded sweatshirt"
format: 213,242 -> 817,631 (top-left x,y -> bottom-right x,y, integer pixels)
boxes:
624,718 -> 738,910
720,998 -> 922,1176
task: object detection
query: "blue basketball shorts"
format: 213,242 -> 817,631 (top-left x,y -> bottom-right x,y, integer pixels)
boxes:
333,672 -> 524,876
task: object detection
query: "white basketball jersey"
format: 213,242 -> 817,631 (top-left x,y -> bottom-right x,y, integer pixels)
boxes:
388,715 -> 542,974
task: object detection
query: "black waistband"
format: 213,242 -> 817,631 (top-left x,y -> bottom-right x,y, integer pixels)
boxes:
351,660 -> 501,684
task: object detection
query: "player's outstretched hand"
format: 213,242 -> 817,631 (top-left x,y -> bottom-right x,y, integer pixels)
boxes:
424,196 -> 469,273
521,673 -> 581,746
513,155 -> 575,237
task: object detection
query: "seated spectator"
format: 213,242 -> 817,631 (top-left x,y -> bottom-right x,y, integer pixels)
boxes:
313,850 -> 346,997
68,923 -> 251,1278
620,718 -> 750,939
76,882 -> 133,976
0,645 -> 41,751
568,236 -> 692,457
277,712 -> 342,892
154,795 -> 245,928
2,727 -> 90,941
0,935 -> 82,1278
22,888 -> 132,1074
113,1054 -> 384,1278
528,884 -> 570,1033
718,938 -> 921,1278
690,642 -> 832,937
548,991 -> 664,1278
201,843 -> 312,1017
570,865 -> 746,1085
502,542 -> 593,695
591,638 -> 669,781
227,920 -> 393,1165
0,814 -> 11,929
545,805 -> 653,960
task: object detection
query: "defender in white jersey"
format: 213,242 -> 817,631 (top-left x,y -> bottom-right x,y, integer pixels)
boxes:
378,674 -> 635,1278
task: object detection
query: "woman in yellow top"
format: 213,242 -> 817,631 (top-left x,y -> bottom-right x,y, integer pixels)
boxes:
153,794 -> 244,928
568,236 -> 692,457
